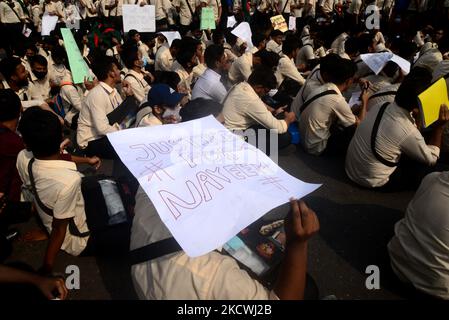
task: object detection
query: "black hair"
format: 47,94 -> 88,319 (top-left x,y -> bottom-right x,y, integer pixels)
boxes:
248,66 -> 277,90
270,30 -> 283,38
204,44 -> 225,69
51,45 -> 69,67
176,46 -> 196,69
171,38 -> 183,49
180,98 -> 223,122
91,56 -> 119,81
254,50 -> 280,70
282,35 -> 301,55
357,33 -> 375,54
319,53 -> 342,81
153,71 -> 181,90
29,54 -> 48,68
251,33 -> 266,48
327,58 -> 357,85
395,67 -> 432,111
18,107 -> 62,157
0,89 -> 21,122
121,43 -> 140,69
344,37 -> 358,56
212,29 -> 225,44
382,61 -> 400,78
0,57 -> 23,81
128,29 -> 139,40
225,30 -> 237,46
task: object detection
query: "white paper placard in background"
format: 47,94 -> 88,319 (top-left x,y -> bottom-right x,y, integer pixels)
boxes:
289,16 -> 296,30
227,15 -> 237,28
41,13 -> 58,36
122,4 -> 156,33
108,116 -> 321,257
231,22 -> 253,50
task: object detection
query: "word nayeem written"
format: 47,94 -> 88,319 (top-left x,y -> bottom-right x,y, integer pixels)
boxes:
127,132 -> 283,221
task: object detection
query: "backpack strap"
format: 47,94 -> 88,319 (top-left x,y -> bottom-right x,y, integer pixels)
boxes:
27,158 -> 90,237
368,90 -> 397,101
129,237 -> 182,265
124,73 -> 145,88
300,89 -> 338,113
370,102 -> 398,167
281,0 -> 290,13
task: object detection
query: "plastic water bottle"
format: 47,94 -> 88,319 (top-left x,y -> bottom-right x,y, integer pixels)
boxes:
288,122 -> 300,145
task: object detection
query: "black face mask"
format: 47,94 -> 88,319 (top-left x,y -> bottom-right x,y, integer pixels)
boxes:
33,70 -> 47,80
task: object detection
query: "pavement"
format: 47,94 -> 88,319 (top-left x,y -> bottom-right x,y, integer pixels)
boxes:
6,144 -> 420,300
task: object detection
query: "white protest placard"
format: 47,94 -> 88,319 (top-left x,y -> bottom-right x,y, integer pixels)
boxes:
122,4 -> 156,33
227,15 -> 237,28
361,52 -> 410,75
289,16 -> 296,30
159,31 -> 182,47
108,116 -> 321,257
41,13 -> 58,36
231,22 -> 253,50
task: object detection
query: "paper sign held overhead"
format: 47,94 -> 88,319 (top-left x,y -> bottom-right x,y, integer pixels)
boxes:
159,31 -> 182,47
270,15 -> 288,33
231,22 -> 253,49
41,13 -> 58,36
60,28 -> 91,84
360,52 -> 410,75
107,116 -> 321,257
122,4 -> 156,33
289,16 -> 296,30
418,78 -> 449,128
200,7 -> 216,30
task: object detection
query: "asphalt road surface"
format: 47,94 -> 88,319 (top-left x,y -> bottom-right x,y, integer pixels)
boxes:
6,145 -> 423,300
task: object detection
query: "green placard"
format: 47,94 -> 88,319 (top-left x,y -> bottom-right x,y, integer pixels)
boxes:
200,7 -> 216,30
60,28 -> 91,84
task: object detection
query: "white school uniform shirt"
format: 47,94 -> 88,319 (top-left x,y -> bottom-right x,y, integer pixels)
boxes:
191,68 -> 227,102
155,44 -> 174,71
76,82 -> 122,148
81,0 -> 98,17
347,0 -> 361,14
1,80 -> 45,110
296,42 -> 315,66
60,82 -> 85,125
131,187 -> 279,300
366,83 -> 399,112
298,82 -> 356,155
101,0 -> 123,17
200,0 -> 221,20
171,60 -> 193,94
0,0 -> 25,23
291,0 -> 305,17
16,150 -> 89,256
31,4 -> 42,31
388,171 -> 449,300
278,0 -> 291,13
413,43 -> 443,72
345,102 -> 440,188
124,69 -> 151,104
228,50 -> 254,83
27,71 -> 52,101
331,32 -> 349,56
291,64 -> 324,117
275,54 -> 306,87
318,0 -> 334,13
44,1 -> 65,23
147,0 -> 171,21
172,0 -> 200,26
223,82 -> 288,133
266,39 -> 283,55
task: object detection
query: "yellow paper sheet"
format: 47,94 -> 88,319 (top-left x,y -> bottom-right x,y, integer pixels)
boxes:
418,78 -> 449,128
270,15 -> 288,33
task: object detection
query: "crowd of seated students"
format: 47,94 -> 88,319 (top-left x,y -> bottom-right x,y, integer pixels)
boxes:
1,0 -> 449,300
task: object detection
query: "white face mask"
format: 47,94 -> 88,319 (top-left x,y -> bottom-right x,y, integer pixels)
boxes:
162,105 -> 181,122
